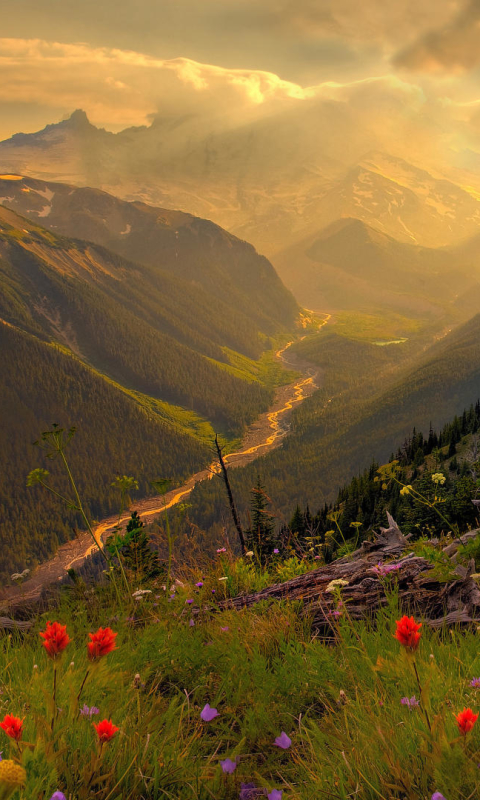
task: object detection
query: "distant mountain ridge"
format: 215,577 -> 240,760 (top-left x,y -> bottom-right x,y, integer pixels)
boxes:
1,111 -> 480,254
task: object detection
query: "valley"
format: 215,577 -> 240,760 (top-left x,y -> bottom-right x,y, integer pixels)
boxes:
0,325 -> 328,604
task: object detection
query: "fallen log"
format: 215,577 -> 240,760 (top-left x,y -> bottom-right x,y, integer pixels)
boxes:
0,616 -> 33,631
221,514 -> 480,631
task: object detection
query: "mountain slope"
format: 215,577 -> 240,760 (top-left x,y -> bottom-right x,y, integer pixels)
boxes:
0,174 -> 298,340
0,205 -> 294,432
273,217 -> 479,317
0,320 -> 210,580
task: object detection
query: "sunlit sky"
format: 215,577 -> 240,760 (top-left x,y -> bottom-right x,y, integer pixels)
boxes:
1,0 -> 480,150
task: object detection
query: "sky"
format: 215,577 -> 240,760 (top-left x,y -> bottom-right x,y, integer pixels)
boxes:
1,0 -> 480,148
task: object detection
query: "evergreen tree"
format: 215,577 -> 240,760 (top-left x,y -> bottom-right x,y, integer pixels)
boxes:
245,477 -> 277,562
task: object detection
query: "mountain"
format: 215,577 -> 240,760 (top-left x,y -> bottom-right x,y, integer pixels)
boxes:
2,113 -> 480,254
273,217 -> 479,317
0,175 -> 297,338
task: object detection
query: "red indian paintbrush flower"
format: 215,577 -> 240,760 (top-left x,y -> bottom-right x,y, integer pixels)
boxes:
0,714 -> 23,741
87,627 -> 117,661
456,707 -> 478,735
93,719 -> 119,743
395,615 -> 422,651
39,621 -> 70,658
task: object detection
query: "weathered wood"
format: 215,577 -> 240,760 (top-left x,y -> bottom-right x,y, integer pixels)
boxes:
0,616 -> 32,630
221,519 -> 480,631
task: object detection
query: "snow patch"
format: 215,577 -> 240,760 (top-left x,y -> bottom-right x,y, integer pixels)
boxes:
120,223 -> 131,235
34,187 -> 55,202
36,205 -> 52,218
0,196 -> 14,205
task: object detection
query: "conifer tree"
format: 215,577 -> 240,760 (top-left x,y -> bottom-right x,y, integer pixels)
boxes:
245,477 -> 277,562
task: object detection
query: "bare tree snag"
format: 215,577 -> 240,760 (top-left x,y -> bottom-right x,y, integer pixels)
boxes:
214,434 -> 246,555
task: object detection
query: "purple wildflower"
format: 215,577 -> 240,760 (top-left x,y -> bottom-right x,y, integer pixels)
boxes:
200,704 -> 219,722
212,589 -> 216,594
189,619 -> 195,627
400,696 -> 419,710
49,794 -> 67,800
239,784 -> 264,799
371,562 -> 401,577
220,757 -> 237,773
273,549 -> 279,554
195,581 -> 204,588
470,678 -> 480,688
431,794 -> 447,800
217,547 -> 227,553
274,731 -> 291,749
220,626 -> 229,632
80,704 -> 99,717
268,792 -> 283,800
0,751 -> 2,761
186,599 -> 194,605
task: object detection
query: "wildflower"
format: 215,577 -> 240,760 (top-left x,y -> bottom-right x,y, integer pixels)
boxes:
268,792 -> 283,800
0,715 -> 23,741
239,784 -> 263,799
432,473 -> 446,485
220,626 -> 229,632
470,678 -> 480,688
401,696 -> 420,710
0,760 -> 26,790
371,562 -> 401,577
220,758 -> 237,773
189,619 -> 195,627
39,621 -> 70,659
195,582 -> 204,588
200,704 -> 219,722
431,794 -> 447,800
325,579 -> 349,593
273,548 -> 279,554
245,551 -> 254,557
186,599 -> 194,604
274,731 -> 291,749
80,705 -> 99,717
217,547 -> 227,553
33,665 -> 38,670
132,589 -> 152,600
455,707 -> 478,735
87,627 -> 117,661
395,616 -> 422,651
212,589 -> 216,593
49,793 -> 67,800
400,485 -> 413,496
93,719 -> 119,743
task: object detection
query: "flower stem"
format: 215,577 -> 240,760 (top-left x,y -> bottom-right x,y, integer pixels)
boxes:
76,668 -> 90,709
413,659 -> 431,733
51,663 -> 57,731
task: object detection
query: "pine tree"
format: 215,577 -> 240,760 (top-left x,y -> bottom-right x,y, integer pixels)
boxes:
245,477 -> 277,562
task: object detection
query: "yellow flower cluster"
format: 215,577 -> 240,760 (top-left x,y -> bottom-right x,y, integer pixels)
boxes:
400,485 -> 413,496
0,760 -> 26,800
431,473 -> 446,485
0,761 -> 26,786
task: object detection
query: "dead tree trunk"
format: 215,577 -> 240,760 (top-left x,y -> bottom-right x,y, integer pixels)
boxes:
220,513 -> 480,631
215,434 -> 246,555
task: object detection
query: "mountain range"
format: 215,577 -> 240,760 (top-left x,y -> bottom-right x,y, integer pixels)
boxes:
1,111 -> 480,257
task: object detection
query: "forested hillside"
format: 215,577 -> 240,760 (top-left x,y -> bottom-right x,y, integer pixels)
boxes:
0,323 -> 209,580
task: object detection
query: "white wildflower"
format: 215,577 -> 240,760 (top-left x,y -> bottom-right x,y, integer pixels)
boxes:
325,578 -> 349,593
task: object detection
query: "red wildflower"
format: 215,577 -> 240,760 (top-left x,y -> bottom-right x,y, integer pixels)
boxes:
87,627 -> 117,661
93,719 -> 119,743
395,616 -> 422,651
456,707 -> 478,735
39,621 -> 70,658
0,714 -> 23,741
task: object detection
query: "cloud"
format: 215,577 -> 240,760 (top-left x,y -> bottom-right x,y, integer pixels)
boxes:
394,0 -> 480,73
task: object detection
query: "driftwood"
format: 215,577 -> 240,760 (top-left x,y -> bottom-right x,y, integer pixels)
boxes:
0,616 -> 32,631
221,514 -> 480,631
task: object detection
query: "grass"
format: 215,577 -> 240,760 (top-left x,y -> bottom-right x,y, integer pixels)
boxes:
206,345 -> 299,390
331,311 -> 422,343
3,552 -> 480,799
